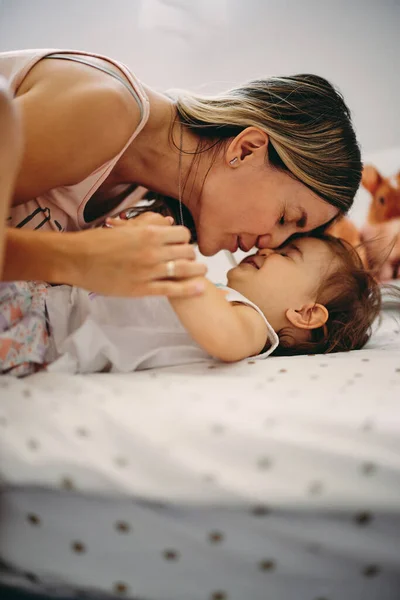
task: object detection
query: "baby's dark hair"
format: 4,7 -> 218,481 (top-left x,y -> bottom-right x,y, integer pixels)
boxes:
274,233 -> 390,355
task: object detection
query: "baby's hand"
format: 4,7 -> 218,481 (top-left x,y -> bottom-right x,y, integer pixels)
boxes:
104,211 -> 174,227
72,212 -> 207,297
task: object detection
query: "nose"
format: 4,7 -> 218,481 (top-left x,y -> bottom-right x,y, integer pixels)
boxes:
239,234 -> 258,252
256,234 -> 272,249
257,248 -> 275,258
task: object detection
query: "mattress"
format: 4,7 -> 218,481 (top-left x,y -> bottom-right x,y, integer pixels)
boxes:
0,148 -> 399,600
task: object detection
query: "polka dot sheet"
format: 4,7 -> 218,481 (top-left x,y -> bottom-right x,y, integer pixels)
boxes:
0,303 -> 399,600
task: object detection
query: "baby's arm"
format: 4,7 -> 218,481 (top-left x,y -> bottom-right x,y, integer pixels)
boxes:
169,277 -> 268,362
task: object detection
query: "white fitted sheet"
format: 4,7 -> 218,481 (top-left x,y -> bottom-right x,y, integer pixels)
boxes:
0,147 -> 400,600
0,304 -> 399,600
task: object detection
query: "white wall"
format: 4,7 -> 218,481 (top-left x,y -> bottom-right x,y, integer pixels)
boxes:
0,0 -> 399,155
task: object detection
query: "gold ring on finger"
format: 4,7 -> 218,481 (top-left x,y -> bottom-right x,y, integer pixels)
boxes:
166,260 -> 176,278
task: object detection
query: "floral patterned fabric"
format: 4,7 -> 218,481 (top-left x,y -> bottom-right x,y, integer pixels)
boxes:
0,281 -> 50,376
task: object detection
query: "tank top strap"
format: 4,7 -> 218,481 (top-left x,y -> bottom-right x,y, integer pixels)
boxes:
45,52 -> 144,120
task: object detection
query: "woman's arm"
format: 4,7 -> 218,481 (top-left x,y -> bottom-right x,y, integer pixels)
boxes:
12,57 -> 140,205
3,227 -> 72,283
1,64 -> 206,297
3,214 -> 207,297
169,278 -> 268,362
0,78 -> 22,276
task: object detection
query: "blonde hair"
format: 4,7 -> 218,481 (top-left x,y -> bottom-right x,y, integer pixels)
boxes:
173,74 -> 362,213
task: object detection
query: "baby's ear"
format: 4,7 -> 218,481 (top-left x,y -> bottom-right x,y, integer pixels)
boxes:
362,165 -> 382,195
286,304 -> 328,330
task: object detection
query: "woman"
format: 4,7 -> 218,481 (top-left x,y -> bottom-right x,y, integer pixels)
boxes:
0,49 -> 362,297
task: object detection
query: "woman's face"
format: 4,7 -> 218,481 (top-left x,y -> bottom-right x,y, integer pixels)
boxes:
193,157 -> 339,257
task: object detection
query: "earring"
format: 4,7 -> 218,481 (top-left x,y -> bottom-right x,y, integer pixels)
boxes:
229,157 -> 238,166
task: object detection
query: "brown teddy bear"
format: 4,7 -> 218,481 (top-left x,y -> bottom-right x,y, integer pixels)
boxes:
360,165 -> 400,280
326,166 -> 400,280
361,165 -> 400,224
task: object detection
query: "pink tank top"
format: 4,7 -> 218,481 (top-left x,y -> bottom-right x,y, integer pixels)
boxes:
0,49 -> 150,232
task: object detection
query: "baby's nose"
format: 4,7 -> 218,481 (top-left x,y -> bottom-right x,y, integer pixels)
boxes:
257,248 -> 275,258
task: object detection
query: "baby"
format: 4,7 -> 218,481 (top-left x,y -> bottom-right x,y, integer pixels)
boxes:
170,232 -> 381,361
0,229 -> 382,375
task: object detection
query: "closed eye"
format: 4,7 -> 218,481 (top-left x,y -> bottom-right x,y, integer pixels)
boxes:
279,209 -> 307,229
288,242 -> 303,259
279,243 -> 303,260
296,210 -> 308,229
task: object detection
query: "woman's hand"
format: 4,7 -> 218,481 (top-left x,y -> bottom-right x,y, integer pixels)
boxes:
67,212 -> 207,297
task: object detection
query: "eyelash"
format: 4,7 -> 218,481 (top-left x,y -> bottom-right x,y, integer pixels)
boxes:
279,213 -> 286,226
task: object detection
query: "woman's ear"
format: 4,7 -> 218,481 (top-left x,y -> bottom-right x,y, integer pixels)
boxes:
286,303 -> 329,330
226,127 -> 269,166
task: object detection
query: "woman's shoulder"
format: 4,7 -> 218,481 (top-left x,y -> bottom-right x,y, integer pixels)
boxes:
18,53 -> 141,127
13,55 -> 143,203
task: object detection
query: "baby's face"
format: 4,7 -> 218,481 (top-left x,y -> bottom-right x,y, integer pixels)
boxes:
227,237 -> 336,331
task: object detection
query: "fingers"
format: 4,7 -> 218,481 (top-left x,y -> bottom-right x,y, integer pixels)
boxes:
105,216 -> 191,245
106,212 -> 174,228
159,243 -> 196,261
133,213 -> 175,226
140,223 -> 191,245
86,215 -> 206,297
157,258 -> 207,280
105,218 -> 193,261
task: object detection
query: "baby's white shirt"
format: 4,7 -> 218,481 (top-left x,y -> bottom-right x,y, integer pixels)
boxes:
45,284 -> 279,373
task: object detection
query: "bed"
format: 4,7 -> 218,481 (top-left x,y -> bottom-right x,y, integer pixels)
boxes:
0,148 -> 399,600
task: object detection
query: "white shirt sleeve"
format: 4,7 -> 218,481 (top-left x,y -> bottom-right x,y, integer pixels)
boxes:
216,284 -> 279,359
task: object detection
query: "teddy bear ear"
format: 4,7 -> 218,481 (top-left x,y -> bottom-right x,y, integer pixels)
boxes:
362,165 -> 382,194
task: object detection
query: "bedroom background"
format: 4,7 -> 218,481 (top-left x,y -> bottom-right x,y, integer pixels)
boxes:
0,0 -> 399,278
1,5 -> 400,599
